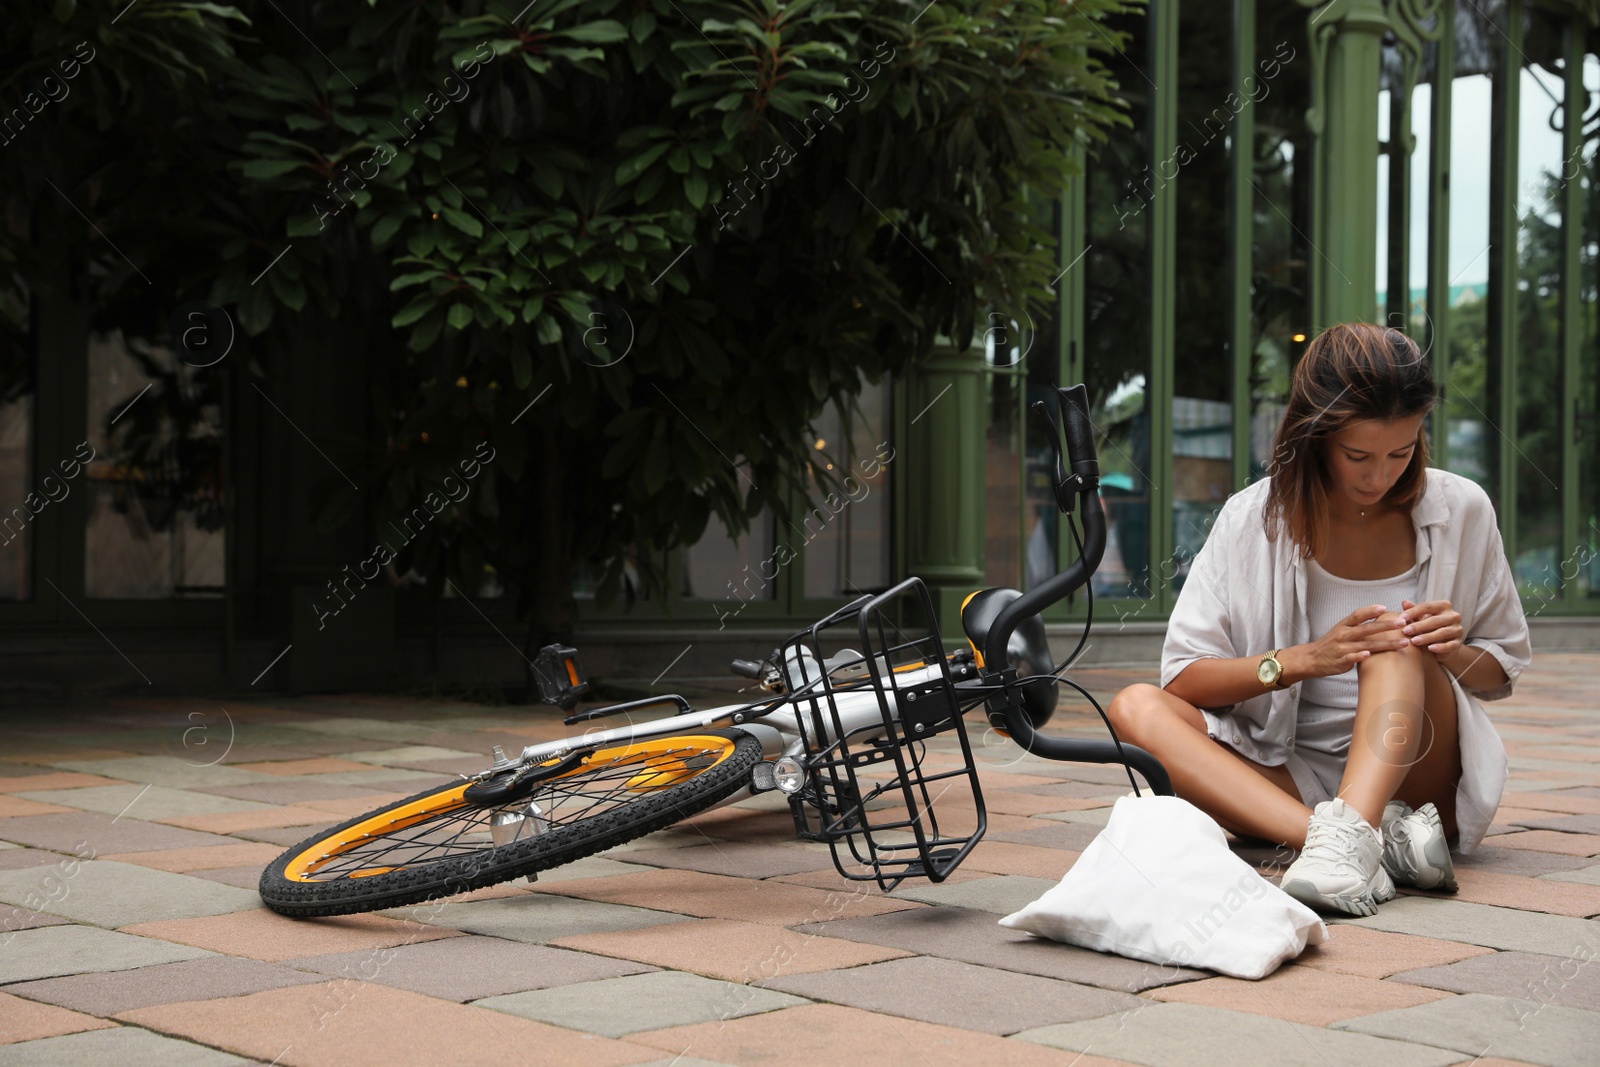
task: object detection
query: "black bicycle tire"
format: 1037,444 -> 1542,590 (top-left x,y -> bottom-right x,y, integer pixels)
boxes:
258,728 -> 763,918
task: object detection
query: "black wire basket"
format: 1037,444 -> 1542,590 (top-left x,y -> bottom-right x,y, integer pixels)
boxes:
779,577 -> 986,891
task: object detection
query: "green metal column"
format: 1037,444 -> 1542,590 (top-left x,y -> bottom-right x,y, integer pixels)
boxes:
899,346 -> 987,635
1310,0 -> 1390,328
1231,0 -> 1258,492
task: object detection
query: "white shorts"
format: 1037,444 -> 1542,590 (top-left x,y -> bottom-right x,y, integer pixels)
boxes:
1281,701 -> 1356,807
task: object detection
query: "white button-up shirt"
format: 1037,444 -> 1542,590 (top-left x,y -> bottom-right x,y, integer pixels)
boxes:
1159,467 -> 1531,854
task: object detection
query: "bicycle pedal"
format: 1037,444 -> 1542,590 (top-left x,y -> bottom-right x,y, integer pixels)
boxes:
524,872 -> 538,884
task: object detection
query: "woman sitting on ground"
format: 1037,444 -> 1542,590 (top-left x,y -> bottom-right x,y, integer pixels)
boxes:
1106,322 -> 1531,916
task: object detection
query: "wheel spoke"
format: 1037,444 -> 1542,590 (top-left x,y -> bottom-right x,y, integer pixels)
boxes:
295,742 -> 729,882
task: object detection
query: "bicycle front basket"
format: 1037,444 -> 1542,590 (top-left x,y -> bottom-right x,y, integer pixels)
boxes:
779,576 -> 985,891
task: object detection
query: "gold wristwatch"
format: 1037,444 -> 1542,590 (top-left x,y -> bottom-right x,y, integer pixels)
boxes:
1257,649 -> 1288,689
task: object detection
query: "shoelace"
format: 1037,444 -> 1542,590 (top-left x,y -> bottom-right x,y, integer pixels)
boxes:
1303,815 -> 1375,874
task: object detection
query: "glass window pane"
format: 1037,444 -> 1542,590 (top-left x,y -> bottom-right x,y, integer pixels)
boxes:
1250,3 -> 1313,484
1025,290 -> 1062,591
682,511 -> 776,603
1512,8 -> 1566,597
0,239 -> 30,599
1580,46 -> 1600,599
801,378 -> 892,599
85,332 -> 225,599
1444,0 -> 1502,499
1171,0 -> 1235,591
1410,43 -> 1438,335
1084,11 -> 1152,600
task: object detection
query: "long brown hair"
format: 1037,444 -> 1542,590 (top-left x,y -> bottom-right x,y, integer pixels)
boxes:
1263,323 -> 1435,560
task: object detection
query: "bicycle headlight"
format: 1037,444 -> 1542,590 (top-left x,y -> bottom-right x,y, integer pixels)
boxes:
773,756 -> 805,795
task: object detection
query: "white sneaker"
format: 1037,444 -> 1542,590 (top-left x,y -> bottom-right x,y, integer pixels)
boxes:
1380,800 -> 1458,892
1279,798 -> 1396,917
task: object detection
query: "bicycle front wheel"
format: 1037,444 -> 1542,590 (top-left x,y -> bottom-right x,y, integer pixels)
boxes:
259,728 -> 762,917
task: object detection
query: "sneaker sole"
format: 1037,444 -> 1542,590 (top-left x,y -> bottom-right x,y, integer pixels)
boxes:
1280,877 -> 1383,917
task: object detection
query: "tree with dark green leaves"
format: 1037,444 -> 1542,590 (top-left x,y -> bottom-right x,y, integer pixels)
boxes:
3,0 -> 1136,656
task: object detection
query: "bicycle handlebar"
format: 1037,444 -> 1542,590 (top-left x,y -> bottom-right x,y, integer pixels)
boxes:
980,383 -> 1172,794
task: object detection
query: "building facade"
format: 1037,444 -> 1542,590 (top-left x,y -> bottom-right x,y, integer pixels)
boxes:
3,0 -> 1597,696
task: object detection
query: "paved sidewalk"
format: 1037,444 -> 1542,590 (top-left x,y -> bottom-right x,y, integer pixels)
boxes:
1,654 -> 1597,1066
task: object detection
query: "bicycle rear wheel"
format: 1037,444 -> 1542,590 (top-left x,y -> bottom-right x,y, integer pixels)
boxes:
259,728 -> 762,917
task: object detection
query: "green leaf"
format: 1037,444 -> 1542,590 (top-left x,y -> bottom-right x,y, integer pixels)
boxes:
240,159 -> 302,179
558,20 -> 627,44
510,349 -> 532,389
520,294 -> 544,323
614,142 -> 671,185
684,172 -> 708,209
391,295 -> 435,327
441,208 -> 483,237
447,303 -> 473,331
370,214 -> 404,246
630,11 -> 655,42
535,315 -> 563,346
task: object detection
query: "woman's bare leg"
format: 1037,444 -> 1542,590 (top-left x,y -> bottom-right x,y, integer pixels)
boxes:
1336,612 -> 1462,836
1106,683 -> 1314,848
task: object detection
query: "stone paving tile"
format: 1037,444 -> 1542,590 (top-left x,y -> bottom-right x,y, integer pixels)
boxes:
1510,813 -> 1600,834
1145,964 -> 1454,1025
762,955 -> 1145,1035
986,821 -> 1106,851
0,990 -> 115,1043
340,745 -> 484,767
1540,864 -> 1600,886
894,874 -> 1062,916
0,904 -> 70,933
187,865 -> 272,890
231,824 -> 344,847
1289,923 -> 1496,979
1503,792 -> 1600,815
1416,867 -> 1600,917
1016,1001 -> 1467,1066
0,1026 -> 252,1065
118,982 -> 658,1067
0,849 -> 69,872
1334,897 -> 1600,956
1389,950 -> 1600,1010
189,779 -> 398,805
619,842 -> 837,879
0,926 -> 212,984
1333,991 -> 1600,1067
771,863 -> 989,892
17,784 -> 271,821
630,1002 -> 1129,1067
797,906 -> 1209,992
2,956 -> 325,1015
232,758 -> 377,776
552,917 -> 913,984
0,772 -> 128,792
476,970 -> 805,1037
1487,831 -> 1600,857
0,797 -> 74,819
0,811 -> 239,855
535,868 -> 923,926
46,757 -> 280,788
120,908 -> 461,962
287,935 -> 656,1002
1455,846 -> 1594,877
156,804 -> 353,835
981,791 -> 1112,817
962,841 -> 1081,880
399,891 -> 690,944
101,842 -> 284,874
0,861 -> 259,928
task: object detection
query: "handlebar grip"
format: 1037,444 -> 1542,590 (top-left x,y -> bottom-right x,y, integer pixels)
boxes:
1057,383 -> 1099,480
730,658 -> 765,680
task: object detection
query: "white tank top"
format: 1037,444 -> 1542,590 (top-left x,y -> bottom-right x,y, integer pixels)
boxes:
1299,556 -> 1422,710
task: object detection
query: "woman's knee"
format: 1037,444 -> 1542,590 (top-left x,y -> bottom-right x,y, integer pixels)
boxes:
1357,611 -> 1425,673
1106,683 -> 1167,738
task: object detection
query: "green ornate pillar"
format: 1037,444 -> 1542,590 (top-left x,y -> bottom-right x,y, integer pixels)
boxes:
899,345 -> 986,637
1302,0 -> 1391,329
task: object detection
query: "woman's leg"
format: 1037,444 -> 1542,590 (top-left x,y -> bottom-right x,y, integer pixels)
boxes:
1106,683 -> 1314,848
1335,612 -> 1462,837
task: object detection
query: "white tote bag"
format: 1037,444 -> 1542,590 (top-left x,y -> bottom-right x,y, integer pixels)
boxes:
999,794 -> 1327,980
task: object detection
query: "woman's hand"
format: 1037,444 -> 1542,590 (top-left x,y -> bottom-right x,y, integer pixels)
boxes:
1398,598 -> 1464,659
1287,604 -> 1409,680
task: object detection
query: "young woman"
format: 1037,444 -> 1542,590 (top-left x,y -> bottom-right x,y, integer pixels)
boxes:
1105,323 -> 1531,916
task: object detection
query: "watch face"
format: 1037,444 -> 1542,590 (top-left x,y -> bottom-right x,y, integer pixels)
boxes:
1257,658 -> 1276,684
